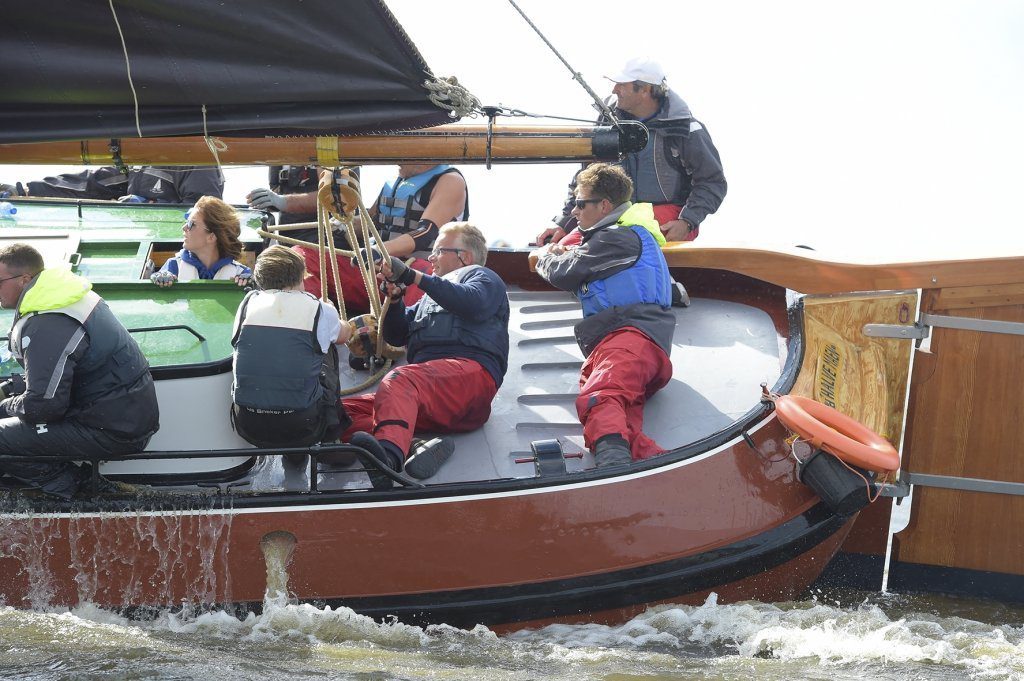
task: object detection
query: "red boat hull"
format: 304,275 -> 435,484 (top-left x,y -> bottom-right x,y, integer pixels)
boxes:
0,415 -> 852,629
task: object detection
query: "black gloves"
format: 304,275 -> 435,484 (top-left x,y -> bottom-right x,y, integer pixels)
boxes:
385,256 -> 417,286
350,246 -> 383,269
0,374 -> 25,398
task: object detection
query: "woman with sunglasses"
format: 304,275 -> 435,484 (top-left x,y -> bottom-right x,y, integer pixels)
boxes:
151,196 -> 252,287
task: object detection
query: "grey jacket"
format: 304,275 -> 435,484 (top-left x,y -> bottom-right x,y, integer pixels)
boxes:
536,204 -> 676,357
556,89 -> 727,231
3,282 -> 158,440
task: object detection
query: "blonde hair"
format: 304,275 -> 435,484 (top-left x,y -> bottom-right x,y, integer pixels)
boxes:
439,222 -> 488,265
194,196 -> 243,261
254,245 -> 306,290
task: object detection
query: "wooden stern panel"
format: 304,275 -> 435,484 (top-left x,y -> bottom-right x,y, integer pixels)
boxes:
892,283 -> 1024,585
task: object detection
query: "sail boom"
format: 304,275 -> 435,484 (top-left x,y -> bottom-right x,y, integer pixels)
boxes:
0,123 -> 647,166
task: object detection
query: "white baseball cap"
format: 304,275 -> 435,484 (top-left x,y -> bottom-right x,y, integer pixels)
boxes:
604,57 -> 666,85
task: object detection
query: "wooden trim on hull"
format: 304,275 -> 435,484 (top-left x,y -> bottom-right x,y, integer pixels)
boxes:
663,244 -> 1024,295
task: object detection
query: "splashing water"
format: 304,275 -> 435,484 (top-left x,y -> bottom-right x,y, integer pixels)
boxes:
0,494 -> 235,610
259,530 -> 295,607
0,590 -> 1019,680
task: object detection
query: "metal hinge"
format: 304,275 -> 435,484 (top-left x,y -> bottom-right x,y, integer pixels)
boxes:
876,479 -> 911,499
864,313 -> 1024,340
902,472 -> 1024,497
862,323 -> 929,340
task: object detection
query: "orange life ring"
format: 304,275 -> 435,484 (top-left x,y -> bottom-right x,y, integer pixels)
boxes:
774,395 -> 899,474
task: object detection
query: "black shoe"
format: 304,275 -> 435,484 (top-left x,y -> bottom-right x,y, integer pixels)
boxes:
405,436 -> 455,480
670,280 -> 691,308
350,431 -> 401,490
593,435 -> 633,468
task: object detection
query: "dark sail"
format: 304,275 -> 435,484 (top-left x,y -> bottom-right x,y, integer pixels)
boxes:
1,0 -> 454,143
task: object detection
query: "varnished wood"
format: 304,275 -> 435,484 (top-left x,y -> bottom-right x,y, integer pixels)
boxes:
146,245 -> 256,272
0,125 -> 617,166
903,291 -> 1024,481
663,243 -> 1024,294
929,282 -> 1024,310
893,287 -> 1024,579
894,488 -> 1024,574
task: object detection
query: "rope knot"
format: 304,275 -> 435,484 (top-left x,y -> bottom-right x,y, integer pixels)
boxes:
424,75 -> 481,118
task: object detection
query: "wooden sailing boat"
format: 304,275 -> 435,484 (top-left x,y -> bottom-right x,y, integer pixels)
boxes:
0,0 -> 1022,627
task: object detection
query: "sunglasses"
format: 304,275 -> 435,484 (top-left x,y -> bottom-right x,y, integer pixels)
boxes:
183,219 -> 199,232
0,273 -> 25,285
573,198 -> 604,209
430,247 -> 464,257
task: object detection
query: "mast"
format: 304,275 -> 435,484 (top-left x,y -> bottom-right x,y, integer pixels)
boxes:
0,123 -> 648,166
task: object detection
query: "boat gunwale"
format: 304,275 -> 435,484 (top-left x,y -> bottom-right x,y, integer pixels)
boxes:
0,299 -> 805,515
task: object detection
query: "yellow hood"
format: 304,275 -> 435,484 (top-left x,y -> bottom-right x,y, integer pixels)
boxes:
18,268 -> 92,314
618,203 -> 666,246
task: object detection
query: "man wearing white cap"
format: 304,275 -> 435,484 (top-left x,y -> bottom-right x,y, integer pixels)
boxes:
537,57 -> 726,274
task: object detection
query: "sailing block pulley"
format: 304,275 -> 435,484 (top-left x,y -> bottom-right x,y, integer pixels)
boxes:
515,439 -> 584,477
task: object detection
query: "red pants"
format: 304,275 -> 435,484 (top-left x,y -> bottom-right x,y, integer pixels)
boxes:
576,327 -> 673,460
652,204 -> 699,241
558,203 -> 698,246
294,246 -> 431,315
340,358 -> 497,458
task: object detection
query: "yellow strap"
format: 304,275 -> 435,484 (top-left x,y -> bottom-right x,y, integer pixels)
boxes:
315,137 -> 339,167
80,141 -> 109,165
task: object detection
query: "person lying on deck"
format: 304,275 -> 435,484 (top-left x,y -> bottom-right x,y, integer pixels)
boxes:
3,165 -> 224,204
0,243 -> 159,498
531,163 -> 676,468
150,196 -> 251,287
340,222 -> 509,489
230,246 -> 352,453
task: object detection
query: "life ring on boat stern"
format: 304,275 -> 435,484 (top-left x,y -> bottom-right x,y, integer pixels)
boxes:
773,395 -> 899,474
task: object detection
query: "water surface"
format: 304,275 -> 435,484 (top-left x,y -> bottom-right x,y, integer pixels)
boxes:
1,590 -> 1021,680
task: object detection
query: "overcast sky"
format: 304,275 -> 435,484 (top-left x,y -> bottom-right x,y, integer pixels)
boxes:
385,0 -> 1024,257
5,0 -> 1023,259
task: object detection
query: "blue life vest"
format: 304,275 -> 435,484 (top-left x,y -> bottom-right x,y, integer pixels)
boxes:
375,165 -> 468,233
579,225 -> 672,317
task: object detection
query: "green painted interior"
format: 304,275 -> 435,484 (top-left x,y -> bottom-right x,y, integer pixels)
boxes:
75,241 -> 150,280
0,282 -> 244,377
1,200 -> 264,246
0,200 -> 260,377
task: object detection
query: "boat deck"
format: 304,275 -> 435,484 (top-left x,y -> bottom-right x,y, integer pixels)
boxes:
264,287 -> 786,491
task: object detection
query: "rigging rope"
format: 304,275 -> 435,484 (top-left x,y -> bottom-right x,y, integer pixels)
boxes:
108,0 -> 143,137
201,105 -> 225,184
304,169 -> 405,395
504,0 -> 622,130
478,106 -> 604,125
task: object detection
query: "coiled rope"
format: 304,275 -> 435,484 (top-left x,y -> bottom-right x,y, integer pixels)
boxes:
424,76 -> 481,118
